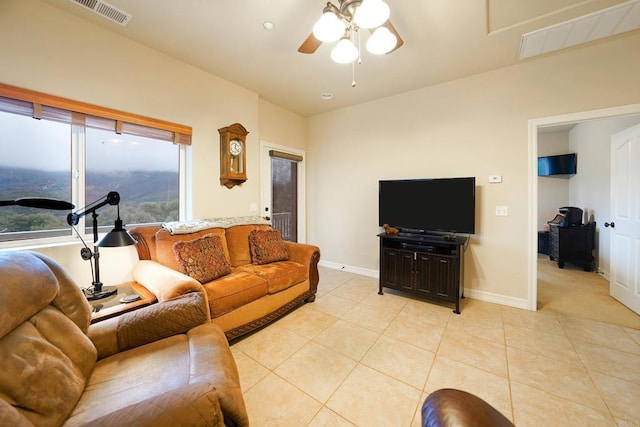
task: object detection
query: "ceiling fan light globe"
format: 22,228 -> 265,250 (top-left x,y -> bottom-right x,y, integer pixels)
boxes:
331,38 -> 358,63
366,26 -> 397,54
353,0 -> 390,29
313,11 -> 345,42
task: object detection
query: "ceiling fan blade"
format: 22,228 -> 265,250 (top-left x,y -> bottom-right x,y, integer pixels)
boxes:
382,20 -> 404,53
298,32 -> 322,54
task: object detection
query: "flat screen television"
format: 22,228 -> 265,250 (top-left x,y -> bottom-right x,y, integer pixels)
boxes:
378,177 -> 476,234
538,153 -> 577,176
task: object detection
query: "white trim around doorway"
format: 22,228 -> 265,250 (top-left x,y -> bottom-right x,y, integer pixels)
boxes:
259,140 -> 307,243
527,103 -> 640,311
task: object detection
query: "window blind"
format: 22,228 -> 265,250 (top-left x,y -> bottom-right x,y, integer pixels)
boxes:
0,83 -> 192,145
269,150 -> 303,162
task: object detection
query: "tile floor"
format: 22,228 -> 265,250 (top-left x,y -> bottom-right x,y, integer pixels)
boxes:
230,267 -> 640,426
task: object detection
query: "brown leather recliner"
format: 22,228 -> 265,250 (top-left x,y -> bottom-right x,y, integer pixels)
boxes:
0,251 -> 248,427
422,389 -> 514,427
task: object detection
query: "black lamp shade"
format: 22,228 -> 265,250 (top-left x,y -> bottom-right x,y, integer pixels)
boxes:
97,218 -> 137,247
1,198 -> 74,210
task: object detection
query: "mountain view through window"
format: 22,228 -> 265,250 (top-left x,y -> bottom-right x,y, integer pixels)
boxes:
0,110 -> 180,242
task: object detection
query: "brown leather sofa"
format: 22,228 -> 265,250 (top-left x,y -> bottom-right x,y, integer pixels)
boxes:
130,221 -> 321,340
0,251 -> 248,427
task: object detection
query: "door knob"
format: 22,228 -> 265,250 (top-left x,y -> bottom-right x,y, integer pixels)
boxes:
604,222 -> 615,228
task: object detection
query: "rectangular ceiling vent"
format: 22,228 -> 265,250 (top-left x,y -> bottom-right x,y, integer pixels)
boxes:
519,0 -> 640,59
69,0 -> 132,27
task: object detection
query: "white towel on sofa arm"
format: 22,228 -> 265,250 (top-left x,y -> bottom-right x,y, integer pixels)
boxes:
162,216 -> 271,235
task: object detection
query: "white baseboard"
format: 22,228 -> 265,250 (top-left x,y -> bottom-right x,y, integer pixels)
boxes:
319,260 -> 379,278
465,288 -> 531,310
319,261 -> 532,311
597,269 -> 609,281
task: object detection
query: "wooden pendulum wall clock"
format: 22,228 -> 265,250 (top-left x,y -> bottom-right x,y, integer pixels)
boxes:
218,123 -> 249,188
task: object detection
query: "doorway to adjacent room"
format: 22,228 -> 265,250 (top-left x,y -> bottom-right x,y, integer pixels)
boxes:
260,141 -> 306,243
529,104 -> 640,324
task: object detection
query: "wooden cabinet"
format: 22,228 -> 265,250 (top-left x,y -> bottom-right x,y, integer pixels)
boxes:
378,233 -> 466,313
549,223 -> 595,271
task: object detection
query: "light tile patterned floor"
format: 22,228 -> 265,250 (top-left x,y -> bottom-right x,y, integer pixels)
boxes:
231,267 -> 640,426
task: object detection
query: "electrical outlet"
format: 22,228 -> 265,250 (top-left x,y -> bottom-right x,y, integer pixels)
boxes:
489,175 -> 502,183
249,203 -> 257,212
495,205 -> 508,216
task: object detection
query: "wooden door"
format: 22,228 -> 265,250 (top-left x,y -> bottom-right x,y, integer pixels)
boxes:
609,123 -> 640,315
415,253 -> 435,296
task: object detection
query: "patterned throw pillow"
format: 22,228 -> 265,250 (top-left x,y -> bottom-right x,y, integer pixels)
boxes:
249,229 -> 289,265
173,234 -> 232,283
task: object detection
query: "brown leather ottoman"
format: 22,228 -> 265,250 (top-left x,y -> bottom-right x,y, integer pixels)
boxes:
422,389 -> 514,427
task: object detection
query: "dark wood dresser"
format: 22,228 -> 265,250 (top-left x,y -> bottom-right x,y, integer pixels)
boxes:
548,222 -> 595,271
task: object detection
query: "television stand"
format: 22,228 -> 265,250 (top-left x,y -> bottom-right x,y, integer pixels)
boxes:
378,233 -> 466,314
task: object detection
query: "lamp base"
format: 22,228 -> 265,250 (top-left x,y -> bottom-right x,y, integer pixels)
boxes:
84,286 -> 118,301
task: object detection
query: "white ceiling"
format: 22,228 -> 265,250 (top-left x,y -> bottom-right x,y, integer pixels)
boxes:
41,0 -> 640,117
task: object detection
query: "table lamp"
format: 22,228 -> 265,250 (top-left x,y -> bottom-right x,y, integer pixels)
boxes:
67,191 -> 137,301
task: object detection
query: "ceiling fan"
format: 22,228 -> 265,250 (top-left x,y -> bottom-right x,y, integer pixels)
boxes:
298,0 -> 404,63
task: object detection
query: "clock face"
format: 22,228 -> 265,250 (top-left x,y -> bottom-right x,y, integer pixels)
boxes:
230,139 -> 243,156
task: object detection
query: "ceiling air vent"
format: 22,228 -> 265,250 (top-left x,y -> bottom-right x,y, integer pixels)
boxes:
519,0 -> 640,59
69,0 -> 133,27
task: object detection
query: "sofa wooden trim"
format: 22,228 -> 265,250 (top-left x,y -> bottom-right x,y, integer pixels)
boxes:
224,289 -> 312,340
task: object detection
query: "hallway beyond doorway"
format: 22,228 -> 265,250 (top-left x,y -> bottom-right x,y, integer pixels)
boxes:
537,255 -> 640,329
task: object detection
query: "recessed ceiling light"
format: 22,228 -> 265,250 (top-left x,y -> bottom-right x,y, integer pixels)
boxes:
263,21 -> 274,30
321,92 -> 334,100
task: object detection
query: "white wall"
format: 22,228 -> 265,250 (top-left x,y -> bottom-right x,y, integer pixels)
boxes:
259,99 -> 307,151
0,0 -> 305,285
307,31 -> 640,305
568,115 -> 640,275
537,131 -> 570,230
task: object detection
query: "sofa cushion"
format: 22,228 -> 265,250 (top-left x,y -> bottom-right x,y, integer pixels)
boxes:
248,229 -> 289,265
203,272 -> 268,318
237,261 -> 307,294
173,234 -> 232,283
155,228 -> 230,272
33,252 -> 93,333
225,224 -> 271,266
67,323 -> 248,427
0,251 -> 59,339
0,252 -> 97,427
0,308 -> 97,427
86,383 -> 224,427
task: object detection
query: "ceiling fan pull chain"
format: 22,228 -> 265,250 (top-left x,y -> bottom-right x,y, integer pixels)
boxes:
352,60 -> 357,87
352,26 -> 358,87
357,27 -> 362,64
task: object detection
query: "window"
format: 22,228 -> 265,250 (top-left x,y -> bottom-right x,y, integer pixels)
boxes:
84,127 -> 180,231
271,156 -> 299,242
0,83 -> 191,244
268,149 -> 304,242
0,111 -> 71,240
